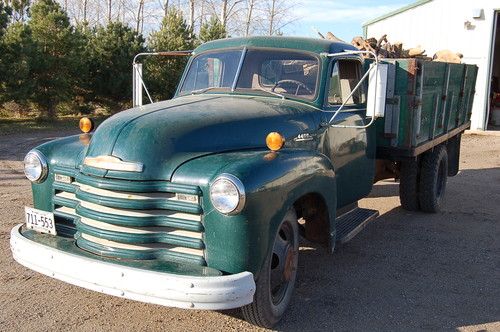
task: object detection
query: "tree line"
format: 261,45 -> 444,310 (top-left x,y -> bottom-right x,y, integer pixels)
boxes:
57,0 -> 295,37
0,0 -> 296,119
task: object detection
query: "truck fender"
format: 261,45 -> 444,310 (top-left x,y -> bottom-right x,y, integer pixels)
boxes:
172,149 -> 338,275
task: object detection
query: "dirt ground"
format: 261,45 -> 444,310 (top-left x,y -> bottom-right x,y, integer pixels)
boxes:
0,131 -> 499,332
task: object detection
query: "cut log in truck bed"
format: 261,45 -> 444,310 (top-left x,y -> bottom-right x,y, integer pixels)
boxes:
372,58 -> 478,159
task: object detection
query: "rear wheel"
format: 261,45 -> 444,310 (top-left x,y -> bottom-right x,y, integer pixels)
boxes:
418,146 -> 448,213
241,209 -> 299,328
446,134 -> 461,176
399,158 -> 420,211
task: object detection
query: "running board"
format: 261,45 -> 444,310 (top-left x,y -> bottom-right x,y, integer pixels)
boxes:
335,207 -> 379,244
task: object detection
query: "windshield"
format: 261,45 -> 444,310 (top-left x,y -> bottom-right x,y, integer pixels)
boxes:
178,48 -> 319,100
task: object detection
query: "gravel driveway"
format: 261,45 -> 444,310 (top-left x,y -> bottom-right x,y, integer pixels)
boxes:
1,131 -> 499,331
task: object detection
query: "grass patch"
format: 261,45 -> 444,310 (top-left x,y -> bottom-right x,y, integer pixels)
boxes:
0,116 -> 108,136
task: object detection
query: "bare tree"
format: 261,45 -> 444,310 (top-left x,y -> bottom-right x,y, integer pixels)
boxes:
219,0 -> 227,26
55,0 -> 296,38
199,0 -> 205,26
188,0 -> 195,28
136,0 -> 144,32
117,0 -> 125,23
267,0 -> 274,35
207,0 -> 243,28
141,0 -> 145,31
83,0 -> 88,23
107,0 -> 112,22
163,0 -> 170,17
96,1 -> 101,24
261,0 -> 296,35
244,0 -> 256,36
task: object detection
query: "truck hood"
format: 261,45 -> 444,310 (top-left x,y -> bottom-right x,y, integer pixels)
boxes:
84,95 -> 319,180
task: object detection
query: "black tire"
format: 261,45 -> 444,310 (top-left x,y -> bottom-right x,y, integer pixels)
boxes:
399,158 -> 420,211
418,146 -> 448,213
446,134 -> 461,176
241,209 -> 299,328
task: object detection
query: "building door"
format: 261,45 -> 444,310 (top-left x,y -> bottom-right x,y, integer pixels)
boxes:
486,11 -> 500,130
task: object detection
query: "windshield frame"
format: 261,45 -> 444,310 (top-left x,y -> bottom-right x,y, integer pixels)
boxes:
175,46 -> 322,103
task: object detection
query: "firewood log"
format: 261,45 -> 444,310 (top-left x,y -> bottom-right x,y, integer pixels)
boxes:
408,47 -> 425,57
433,50 -> 462,63
325,32 -> 345,43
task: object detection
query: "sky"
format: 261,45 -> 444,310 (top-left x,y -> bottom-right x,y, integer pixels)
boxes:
283,0 -> 414,42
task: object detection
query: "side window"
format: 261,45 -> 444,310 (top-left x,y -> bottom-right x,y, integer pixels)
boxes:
207,58 -> 223,87
256,58 -> 318,99
328,59 -> 365,105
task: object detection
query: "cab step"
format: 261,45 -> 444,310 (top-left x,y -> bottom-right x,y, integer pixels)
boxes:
335,207 -> 379,244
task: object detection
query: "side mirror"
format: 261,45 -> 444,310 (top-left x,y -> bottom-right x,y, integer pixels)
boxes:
367,63 -> 388,118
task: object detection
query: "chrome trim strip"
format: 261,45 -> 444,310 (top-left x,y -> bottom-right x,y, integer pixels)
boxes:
79,201 -> 203,222
81,233 -> 204,256
83,156 -> 144,172
54,206 -> 76,216
80,217 -> 203,239
76,182 -> 175,200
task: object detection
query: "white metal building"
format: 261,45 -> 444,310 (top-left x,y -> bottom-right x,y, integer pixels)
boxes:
363,0 -> 500,131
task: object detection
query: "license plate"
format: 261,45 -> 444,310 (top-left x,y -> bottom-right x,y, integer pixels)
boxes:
25,207 -> 56,235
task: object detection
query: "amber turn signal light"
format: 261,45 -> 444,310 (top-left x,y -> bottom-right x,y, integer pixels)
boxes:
266,132 -> 285,151
79,117 -> 94,133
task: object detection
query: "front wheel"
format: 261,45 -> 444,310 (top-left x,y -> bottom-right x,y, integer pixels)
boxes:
241,209 -> 299,328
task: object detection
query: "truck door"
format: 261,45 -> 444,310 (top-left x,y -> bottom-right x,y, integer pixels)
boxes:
323,58 -> 376,208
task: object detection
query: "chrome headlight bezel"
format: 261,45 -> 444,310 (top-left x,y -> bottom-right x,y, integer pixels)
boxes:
23,150 -> 48,183
209,174 -> 246,215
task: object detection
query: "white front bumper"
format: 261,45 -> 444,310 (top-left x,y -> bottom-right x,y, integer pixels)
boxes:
10,224 -> 255,310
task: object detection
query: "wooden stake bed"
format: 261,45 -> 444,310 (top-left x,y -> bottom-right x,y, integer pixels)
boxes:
368,58 -> 478,160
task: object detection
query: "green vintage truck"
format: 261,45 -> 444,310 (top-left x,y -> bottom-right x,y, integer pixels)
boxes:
11,37 -> 477,328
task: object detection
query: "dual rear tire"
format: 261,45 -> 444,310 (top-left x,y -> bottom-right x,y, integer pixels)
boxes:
399,145 -> 448,213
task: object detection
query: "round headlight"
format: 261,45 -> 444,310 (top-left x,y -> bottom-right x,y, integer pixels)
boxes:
210,174 -> 245,214
23,151 -> 48,183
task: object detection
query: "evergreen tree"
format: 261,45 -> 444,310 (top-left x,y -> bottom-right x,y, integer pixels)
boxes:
0,3 -> 12,98
0,22 -> 34,105
9,0 -> 30,22
146,8 -> 193,101
28,0 -> 82,118
84,22 -> 145,102
0,2 -> 12,36
199,16 -> 226,43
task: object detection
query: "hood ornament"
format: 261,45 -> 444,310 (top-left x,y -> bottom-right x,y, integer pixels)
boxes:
84,155 -> 144,172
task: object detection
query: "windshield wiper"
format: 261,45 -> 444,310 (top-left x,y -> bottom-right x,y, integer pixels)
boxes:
190,87 -> 221,95
250,87 -> 286,100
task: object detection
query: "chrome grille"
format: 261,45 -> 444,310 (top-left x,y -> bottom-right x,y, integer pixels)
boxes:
52,167 -> 205,265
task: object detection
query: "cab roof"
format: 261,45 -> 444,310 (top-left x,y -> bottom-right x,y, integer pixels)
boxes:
193,36 -> 357,55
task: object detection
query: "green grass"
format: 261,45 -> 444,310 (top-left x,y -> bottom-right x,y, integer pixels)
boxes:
0,116 -> 108,136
